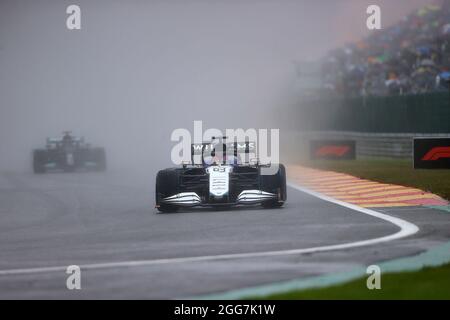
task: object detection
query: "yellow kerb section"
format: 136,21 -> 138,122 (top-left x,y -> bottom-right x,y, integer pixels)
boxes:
288,165 -> 448,208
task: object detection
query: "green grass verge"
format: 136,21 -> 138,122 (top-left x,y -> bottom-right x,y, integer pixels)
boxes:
264,263 -> 450,300
300,158 -> 450,201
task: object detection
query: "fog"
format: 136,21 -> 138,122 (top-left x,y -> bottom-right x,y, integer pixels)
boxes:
0,0 -> 433,173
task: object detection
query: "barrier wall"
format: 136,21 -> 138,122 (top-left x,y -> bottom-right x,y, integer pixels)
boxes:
299,92 -> 450,134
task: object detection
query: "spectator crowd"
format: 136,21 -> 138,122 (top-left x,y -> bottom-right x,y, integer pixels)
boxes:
321,1 -> 450,97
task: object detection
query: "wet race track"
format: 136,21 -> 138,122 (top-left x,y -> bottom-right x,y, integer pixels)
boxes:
0,170 -> 449,299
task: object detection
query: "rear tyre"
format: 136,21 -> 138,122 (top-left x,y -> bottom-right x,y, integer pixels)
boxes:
93,148 -> 107,172
260,164 -> 287,208
33,150 -> 47,174
155,169 -> 180,213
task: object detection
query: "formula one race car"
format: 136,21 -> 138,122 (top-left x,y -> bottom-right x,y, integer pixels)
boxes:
155,137 -> 286,213
33,132 -> 106,173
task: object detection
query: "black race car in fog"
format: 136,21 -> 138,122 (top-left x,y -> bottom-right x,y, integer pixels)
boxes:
155,137 -> 286,213
33,132 -> 106,173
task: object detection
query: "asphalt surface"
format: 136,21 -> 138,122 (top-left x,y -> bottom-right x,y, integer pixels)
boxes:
0,170 -> 449,299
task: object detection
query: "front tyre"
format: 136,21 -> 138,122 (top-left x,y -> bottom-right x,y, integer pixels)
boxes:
93,148 -> 107,172
260,164 -> 287,208
156,203 -> 179,213
155,169 -> 180,213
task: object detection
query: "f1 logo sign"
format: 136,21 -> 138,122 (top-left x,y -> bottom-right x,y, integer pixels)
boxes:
315,146 -> 350,157
310,140 -> 356,160
421,147 -> 450,161
414,138 -> 450,169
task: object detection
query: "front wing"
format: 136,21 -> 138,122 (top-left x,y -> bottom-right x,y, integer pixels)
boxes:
160,189 -> 278,207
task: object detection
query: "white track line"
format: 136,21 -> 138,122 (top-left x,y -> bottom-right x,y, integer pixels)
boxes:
0,182 -> 419,276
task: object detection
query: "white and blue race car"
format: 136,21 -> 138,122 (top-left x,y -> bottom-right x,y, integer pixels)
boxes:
155,137 -> 286,213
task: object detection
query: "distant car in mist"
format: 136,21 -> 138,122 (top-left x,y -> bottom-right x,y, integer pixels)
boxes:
33,132 -> 106,174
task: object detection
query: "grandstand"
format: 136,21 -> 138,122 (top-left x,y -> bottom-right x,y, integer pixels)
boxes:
320,0 -> 450,97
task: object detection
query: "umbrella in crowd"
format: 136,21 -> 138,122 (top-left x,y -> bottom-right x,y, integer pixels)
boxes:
321,1 -> 450,97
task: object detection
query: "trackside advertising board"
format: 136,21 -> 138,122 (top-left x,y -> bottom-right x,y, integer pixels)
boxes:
414,138 -> 450,169
310,140 -> 356,160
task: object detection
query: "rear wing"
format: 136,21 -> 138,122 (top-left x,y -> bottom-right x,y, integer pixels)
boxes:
191,139 -> 256,165
47,137 -> 84,143
46,136 -> 85,148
